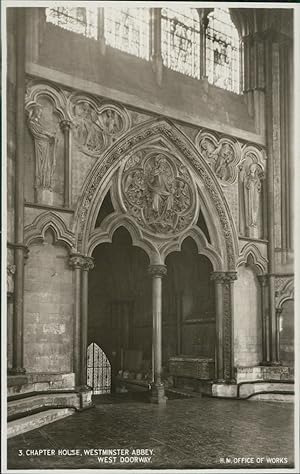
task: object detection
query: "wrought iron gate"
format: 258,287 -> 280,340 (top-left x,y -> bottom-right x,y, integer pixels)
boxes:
87,343 -> 111,394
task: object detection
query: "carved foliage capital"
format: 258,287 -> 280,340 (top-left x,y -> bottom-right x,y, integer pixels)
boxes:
69,254 -> 94,271
211,271 -> 237,283
148,264 -> 167,278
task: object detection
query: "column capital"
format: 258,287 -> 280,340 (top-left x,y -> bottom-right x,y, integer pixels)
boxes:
148,264 -> 167,278
60,119 -> 72,132
69,254 -> 94,271
210,271 -> 237,283
258,274 -> 269,287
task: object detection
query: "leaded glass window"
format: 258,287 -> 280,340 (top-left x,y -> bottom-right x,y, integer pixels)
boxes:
161,8 -> 201,79
104,8 -> 150,60
206,8 -> 241,93
46,7 -> 98,39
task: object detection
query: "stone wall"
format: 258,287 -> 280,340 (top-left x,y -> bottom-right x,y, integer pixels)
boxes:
234,265 -> 262,367
24,232 -> 73,372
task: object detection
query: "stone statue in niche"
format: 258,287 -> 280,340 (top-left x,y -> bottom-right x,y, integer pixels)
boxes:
244,163 -> 262,230
7,264 -> 16,294
122,152 -> 195,236
27,103 -> 58,204
73,102 -> 105,154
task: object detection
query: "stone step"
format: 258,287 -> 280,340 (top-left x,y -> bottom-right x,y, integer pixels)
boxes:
238,382 -> 294,400
248,392 -> 294,402
8,372 -> 75,397
7,408 -> 75,439
8,391 -> 82,418
209,381 -> 294,401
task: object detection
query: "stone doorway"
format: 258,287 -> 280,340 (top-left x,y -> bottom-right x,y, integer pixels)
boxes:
88,227 -> 152,391
87,342 -> 111,394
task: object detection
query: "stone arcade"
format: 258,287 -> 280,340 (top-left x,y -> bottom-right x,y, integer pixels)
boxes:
6,4 -> 294,443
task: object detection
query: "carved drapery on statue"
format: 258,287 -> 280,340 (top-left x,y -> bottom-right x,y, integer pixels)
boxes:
239,146 -> 266,238
27,103 -> 60,201
120,150 -> 197,237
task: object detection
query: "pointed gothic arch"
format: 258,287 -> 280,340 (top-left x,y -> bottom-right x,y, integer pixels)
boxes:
72,119 -> 238,270
24,211 -> 75,249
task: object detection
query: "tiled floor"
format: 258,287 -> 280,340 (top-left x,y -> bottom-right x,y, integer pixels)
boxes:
7,392 -> 294,470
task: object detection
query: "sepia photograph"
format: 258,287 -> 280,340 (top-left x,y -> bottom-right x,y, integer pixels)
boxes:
1,1 -> 299,472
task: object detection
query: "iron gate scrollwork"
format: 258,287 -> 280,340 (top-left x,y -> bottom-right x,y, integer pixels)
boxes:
87,343 -> 111,394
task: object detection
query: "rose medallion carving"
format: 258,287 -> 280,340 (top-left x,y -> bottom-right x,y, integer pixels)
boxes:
121,152 -> 196,236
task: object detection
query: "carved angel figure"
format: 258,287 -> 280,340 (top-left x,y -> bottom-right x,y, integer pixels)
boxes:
213,143 -> 234,181
28,104 -> 57,190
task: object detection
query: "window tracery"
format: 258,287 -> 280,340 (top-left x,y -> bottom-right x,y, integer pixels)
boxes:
104,8 -> 150,60
206,8 -> 241,93
161,8 -> 201,79
46,7 -> 98,39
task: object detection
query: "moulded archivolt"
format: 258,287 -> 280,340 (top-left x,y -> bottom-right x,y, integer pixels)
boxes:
275,277 -> 294,309
195,130 -> 242,185
67,92 -> 131,157
25,80 -> 68,121
24,211 -> 76,249
237,241 -> 268,274
73,118 -> 238,270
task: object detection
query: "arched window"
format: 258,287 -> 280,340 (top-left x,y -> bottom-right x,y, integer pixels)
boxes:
104,8 -> 150,60
46,7 -> 98,39
161,8 -> 200,79
206,8 -> 241,93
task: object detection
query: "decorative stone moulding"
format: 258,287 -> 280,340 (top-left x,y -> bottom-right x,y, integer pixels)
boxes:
118,148 -> 198,238
74,119 -> 238,270
195,130 -> 242,185
275,276 -> 294,309
67,92 -> 131,157
237,242 -> 268,274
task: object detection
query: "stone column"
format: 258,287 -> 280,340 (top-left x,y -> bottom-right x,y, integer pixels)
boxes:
210,271 -> 237,382
275,307 -> 283,364
60,120 -> 72,208
81,257 -> 94,387
258,274 -> 270,363
210,273 -> 224,381
69,254 -> 85,386
11,8 -> 27,374
148,264 -> 167,405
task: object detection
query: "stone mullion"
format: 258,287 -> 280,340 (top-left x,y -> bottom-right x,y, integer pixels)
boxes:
148,264 -> 167,405
200,16 -> 209,79
150,8 -> 163,85
97,7 -> 106,54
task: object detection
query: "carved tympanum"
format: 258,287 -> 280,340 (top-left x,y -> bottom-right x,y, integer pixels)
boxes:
121,151 -> 196,236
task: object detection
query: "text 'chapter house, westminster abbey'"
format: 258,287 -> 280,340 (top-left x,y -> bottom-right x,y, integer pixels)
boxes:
2,2 -> 299,473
